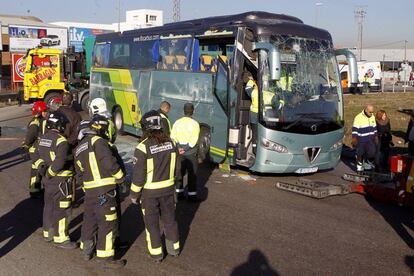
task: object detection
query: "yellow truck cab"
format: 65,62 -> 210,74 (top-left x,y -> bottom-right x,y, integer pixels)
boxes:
23,47 -> 66,105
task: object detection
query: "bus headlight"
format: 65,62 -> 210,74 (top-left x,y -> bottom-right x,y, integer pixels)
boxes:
261,138 -> 288,153
330,139 -> 343,151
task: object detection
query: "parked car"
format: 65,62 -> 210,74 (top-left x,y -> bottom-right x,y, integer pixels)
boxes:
40,35 -> 60,46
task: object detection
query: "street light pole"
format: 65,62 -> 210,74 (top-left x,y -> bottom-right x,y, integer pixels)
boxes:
315,2 -> 323,27
118,0 -> 121,32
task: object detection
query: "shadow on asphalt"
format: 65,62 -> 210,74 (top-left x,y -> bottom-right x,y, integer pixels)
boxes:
0,147 -> 29,171
176,162 -> 215,251
230,249 -> 280,276
405,255 -> 414,273
366,197 -> 414,249
0,198 -> 43,258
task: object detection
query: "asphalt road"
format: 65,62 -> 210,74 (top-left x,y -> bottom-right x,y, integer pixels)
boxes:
0,105 -> 413,275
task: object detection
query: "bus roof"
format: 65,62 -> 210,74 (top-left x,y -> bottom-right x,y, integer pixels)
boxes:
97,11 -> 331,42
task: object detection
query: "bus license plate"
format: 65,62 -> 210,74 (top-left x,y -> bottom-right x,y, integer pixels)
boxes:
295,167 -> 318,174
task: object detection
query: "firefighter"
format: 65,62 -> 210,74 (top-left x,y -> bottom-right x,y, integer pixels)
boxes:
171,103 -> 200,201
22,101 -> 48,198
89,97 -> 116,143
34,111 -> 78,249
74,116 -> 125,268
130,110 -> 180,262
352,104 -> 378,173
58,93 -> 82,147
158,101 -> 171,136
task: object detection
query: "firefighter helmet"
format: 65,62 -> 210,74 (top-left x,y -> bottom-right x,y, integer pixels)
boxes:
140,110 -> 162,131
46,111 -> 68,132
48,97 -> 63,111
89,98 -> 108,116
77,120 -> 95,141
90,114 -> 110,139
32,101 -> 47,116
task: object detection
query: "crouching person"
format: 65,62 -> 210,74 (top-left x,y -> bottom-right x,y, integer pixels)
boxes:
130,110 -> 180,263
74,116 -> 126,268
35,111 -> 77,249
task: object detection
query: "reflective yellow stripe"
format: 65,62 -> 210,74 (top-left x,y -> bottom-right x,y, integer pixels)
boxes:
131,183 -> 143,193
91,136 -> 101,146
145,229 -> 162,255
160,113 -> 171,131
60,201 -> 71,208
173,241 -> 180,250
96,231 -> 114,258
57,170 -> 74,177
110,206 -> 116,211
29,147 -> 36,153
80,241 -> 84,250
76,160 -> 84,172
54,218 -> 69,243
83,178 -> 116,189
43,230 -> 49,238
113,169 -> 124,180
56,137 -> 66,146
105,212 -> 117,221
147,158 -> 154,183
137,141 -> 147,154
145,179 -> 175,189
34,159 -> 44,169
48,167 -> 57,176
50,151 -> 56,161
29,119 -> 40,126
30,176 -> 37,185
170,152 -> 176,179
89,151 -> 101,181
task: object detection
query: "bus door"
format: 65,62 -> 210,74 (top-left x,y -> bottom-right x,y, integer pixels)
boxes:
209,57 -> 230,163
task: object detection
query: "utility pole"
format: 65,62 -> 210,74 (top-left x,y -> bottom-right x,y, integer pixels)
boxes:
354,6 -> 367,61
118,0 -> 121,32
173,0 -> 181,22
381,54 -> 385,93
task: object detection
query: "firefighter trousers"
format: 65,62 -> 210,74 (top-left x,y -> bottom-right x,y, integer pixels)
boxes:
81,190 -> 118,259
176,153 -> 198,196
42,177 -> 72,244
29,152 -> 42,194
141,194 -> 180,257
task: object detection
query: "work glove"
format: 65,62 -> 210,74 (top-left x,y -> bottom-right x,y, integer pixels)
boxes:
130,193 -> 141,205
38,164 -> 47,177
390,141 -> 395,147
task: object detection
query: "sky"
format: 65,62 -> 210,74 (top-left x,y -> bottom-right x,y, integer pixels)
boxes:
1,0 -> 413,48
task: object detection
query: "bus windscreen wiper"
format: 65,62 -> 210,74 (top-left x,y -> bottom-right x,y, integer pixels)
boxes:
283,112 -> 331,130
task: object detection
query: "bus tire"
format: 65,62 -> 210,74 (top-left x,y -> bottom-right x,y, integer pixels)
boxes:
113,107 -> 125,135
80,94 -> 89,112
198,126 -> 211,164
43,92 -> 62,107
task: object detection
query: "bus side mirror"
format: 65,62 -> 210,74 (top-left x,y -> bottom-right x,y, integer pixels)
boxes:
253,42 -> 281,81
335,49 -> 358,85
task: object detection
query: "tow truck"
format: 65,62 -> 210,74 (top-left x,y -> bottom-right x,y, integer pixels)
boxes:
22,37 -> 95,111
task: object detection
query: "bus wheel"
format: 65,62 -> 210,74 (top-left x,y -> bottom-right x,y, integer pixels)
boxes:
44,92 -> 62,107
198,126 -> 211,163
81,94 -> 89,112
113,107 -> 125,135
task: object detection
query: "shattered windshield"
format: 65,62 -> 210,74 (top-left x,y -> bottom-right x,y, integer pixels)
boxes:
259,35 -> 342,134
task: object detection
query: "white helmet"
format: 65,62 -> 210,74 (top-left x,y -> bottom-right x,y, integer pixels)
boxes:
89,98 -> 108,116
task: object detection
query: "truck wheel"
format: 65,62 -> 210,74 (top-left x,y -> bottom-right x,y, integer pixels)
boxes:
81,94 -> 89,112
113,107 -> 124,135
198,126 -> 211,163
44,92 -> 61,107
